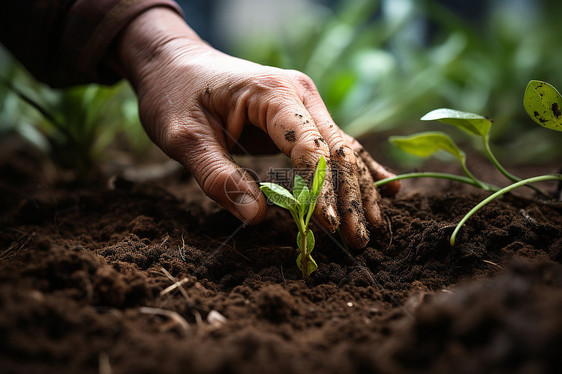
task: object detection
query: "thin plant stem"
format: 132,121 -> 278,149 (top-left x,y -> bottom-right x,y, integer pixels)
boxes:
450,174 -> 562,246
483,135 -> 520,182
460,159 -> 488,190
483,136 -> 550,198
301,228 -> 308,279
374,172 -> 499,192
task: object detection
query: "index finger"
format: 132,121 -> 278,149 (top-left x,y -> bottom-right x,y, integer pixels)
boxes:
249,95 -> 340,232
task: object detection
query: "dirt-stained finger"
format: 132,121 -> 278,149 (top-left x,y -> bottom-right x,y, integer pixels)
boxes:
343,133 -> 400,196
288,72 -> 370,247
355,154 -> 383,228
333,156 -> 369,249
257,100 -> 339,232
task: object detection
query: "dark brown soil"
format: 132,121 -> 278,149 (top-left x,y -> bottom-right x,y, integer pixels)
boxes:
1,143 -> 561,374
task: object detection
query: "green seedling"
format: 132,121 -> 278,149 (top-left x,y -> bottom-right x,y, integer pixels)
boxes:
259,156 -> 326,279
375,80 -> 562,246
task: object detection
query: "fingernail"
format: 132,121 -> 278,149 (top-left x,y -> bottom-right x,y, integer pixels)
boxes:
232,192 -> 259,224
327,204 -> 339,226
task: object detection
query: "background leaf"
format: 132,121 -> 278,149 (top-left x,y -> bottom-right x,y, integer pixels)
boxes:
421,108 -> 492,137
259,183 -> 297,211
390,131 -> 466,161
523,80 -> 562,132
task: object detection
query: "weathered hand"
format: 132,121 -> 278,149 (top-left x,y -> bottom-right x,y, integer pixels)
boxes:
116,8 -> 399,249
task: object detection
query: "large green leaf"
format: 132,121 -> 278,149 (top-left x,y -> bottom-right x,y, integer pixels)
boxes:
390,131 -> 465,161
311,156 -> 327,198
421,108 -> 492,137
259,183 -> 297,211
523,80 -> 562,132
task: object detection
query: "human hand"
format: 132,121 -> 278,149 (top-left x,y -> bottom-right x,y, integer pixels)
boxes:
116,8 -> 399,249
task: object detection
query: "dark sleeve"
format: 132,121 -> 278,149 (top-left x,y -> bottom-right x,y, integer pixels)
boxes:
0,0 -> 183,87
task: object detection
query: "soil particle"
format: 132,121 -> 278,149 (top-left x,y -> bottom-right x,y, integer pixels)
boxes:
351,199 -> 362,213
284,130 -> 296,142
335,146 -> 346,158
1,148 -> 561,373
254,285 -> 296,323
313,137 -> 325,148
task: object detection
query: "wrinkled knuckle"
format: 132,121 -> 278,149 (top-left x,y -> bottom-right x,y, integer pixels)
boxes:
250,73 -> 297,96
293,129 -> 329,157
161,123 -> 197,158
288,70 -> 317,92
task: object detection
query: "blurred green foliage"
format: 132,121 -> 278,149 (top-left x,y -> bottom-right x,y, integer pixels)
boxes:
0,47 -> 148,177
234,0 -> 562,164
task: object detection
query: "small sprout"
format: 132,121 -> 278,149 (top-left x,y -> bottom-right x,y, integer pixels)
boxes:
260,156 -> 326,278
523,80 -> 562,132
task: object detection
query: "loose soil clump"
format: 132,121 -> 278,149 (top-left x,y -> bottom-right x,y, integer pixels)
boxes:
0,149 -> 561,374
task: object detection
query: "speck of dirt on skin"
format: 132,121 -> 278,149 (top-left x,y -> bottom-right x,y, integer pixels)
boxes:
351,199 -> 362,213
358,165 -> 367,176
335,146 -> 346,158
285,130 -> 296,142
205,87 -> 211,95
552,103 -> 561,118
313,137 -> 325,148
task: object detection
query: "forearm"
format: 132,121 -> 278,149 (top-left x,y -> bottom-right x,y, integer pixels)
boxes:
0,0 -> 183,87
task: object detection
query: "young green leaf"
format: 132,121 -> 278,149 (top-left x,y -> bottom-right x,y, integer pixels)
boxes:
523,80 -> 562,131
390,131 -> 466,162
293,174 -> 308,199
421,108 -> 492,137
311,156 -> 327,198
297,229 -> 315,254
259,183 -> 298,211
297,253 -> 318,276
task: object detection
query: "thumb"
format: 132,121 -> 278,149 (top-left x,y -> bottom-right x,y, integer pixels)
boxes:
163,119 -> 267,225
